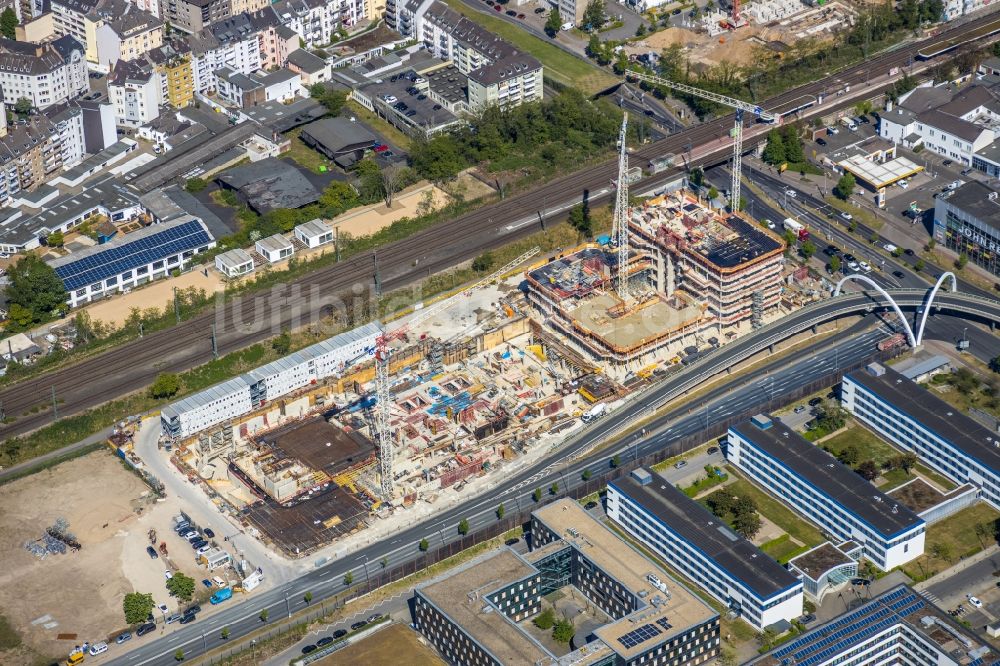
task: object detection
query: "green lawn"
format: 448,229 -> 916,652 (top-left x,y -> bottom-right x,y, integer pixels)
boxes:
442,0 -> 618,95
915,463 -> 957,492
283,127 -> 332,173
877,468 -> 912,490
820,426 -> 902,469
345,101 -> 414,151
0,613 -> 21,650
718,471 -> 825,549
682,468 -> 727,497
900,503 -> 1000,582
761,535 -> 810,564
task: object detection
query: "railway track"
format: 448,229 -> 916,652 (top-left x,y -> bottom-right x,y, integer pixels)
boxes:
1,12 -> 998,440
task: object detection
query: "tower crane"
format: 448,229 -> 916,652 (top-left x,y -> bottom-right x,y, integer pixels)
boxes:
625,70 -> 777,212
613,112 -> 630,302
372,246 -> 540,501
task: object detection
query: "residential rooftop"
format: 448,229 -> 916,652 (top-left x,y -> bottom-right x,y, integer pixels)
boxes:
608,473 -> 802,601
731,416 -> 925,539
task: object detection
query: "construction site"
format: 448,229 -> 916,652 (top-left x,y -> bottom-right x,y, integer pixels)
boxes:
151,111 -> 821,558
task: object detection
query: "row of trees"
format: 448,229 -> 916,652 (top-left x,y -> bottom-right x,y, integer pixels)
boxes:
705,489 -> 762,540
762,125 -> 805,167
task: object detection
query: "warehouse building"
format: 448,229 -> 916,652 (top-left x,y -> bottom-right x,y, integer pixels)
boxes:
50,217 -> 216,307
750,585 -> 995,666
160,321 -> 380,438
843,363 -> 1000,511
727,415 -> 926,570
607,468 -> 804,630
413,498 -> 719,666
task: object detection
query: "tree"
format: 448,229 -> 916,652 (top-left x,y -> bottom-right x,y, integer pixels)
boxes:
259,609 -> 269,622
174,649 -> 185,662
343,571 -> 354,586
854,100 -> 874,116
568,203 -> 592,236
583,0 -> 606,29
220,627 -> 230,640
534,607 -> 556,630
829,255 -> 842,273
837,444 -> 860,466
472,252 -> 494,272
380,556 -> 388,568
926,238 -> 937,251
380,164 -> 407,207
782,125 -> 804,164
411,136 -> 465,182
856,460 -> 880,481
13,97 -> 31,116
319,180 -> 359,214
550,482 -> 559,495
929,541 -> 952,562
272,330 -> 291,355
533,487 -> 543,502
419,538 -> 429,552
611,454 -> 621,468
800,240 -> 817,260
582,469 -> 592,481
689,168 -> 704,189
309,83 -> 347,116
123,592 -> 155,625
0,8 -> 17,39
4,254 -> 67,326
762,130 -> 786,166
991,356 -> 1000,374
834,173 -> 855,200
552,618 -> 575,643
733,510 -> 762,540
545,8 -> 562,36
957,253 -> 969,270
458,518 -> 469,535
166,572 -> 196,601
496,503 -> 505,520
899,452 -> 917,473
635,22 -> 646,37
707,186 -> 719,202
354,158 -> 384,203
757,628 -> 778,651
149,372 -> 181,399
303,591 -> 312,604
185,177 -> 208,194
914,258 -> 925,272
974,521 -> 993,548
46,231 -> 64,248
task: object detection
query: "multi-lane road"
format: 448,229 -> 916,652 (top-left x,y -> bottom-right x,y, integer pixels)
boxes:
4,11 -> 1000,442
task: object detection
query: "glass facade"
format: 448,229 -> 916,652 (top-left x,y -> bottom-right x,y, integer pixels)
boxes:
941,208 -> 1000,276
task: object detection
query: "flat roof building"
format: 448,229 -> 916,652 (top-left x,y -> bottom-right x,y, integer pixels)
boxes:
294,219 -> 333,248
298,117 -> 377,169
215,247 -> 254,278
413,498 -> 719,666
933,181 -> 1000,277
786,542 -> 859,601
750,584 -> 996,666
215,158 -> 319,214
255,233 -> 293,263
843,363 -> 1000,512
727,415 -> 925,570
607,468 -> 803,630
50,218 -> 215,307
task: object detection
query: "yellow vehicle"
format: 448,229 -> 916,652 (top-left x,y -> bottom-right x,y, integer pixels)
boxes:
67,652 -> 85,665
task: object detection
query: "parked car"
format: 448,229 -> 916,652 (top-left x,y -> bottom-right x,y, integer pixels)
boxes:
146,546 -> 158,559
186,605 -> 201,616
800,613 -> 817,624
181,530 -> 197,540
156,603 -> 169,614
816,137 -> 827,146
164,570 -> 174,579
203,528 -> 215,538
673,460 -> 687,469
517,12 -> 525,18
381,94 -> 397,104
317,636 -> 335,647
165,613 -> 183,624
191,539 -> 208,550
764,219 -> 775,230
943,159 -> 953,166
367,614 -> 383,624
534,6 -> 545,12
351,621 -> 367,631
116,632 -> 132,644
137,623 -> 157,637
202,579 -> 213,588
505,537 -> 520,546
707,446 -> 719,454
968,595 -> 983,608
898,179 -> 908,189
794,405 -> 807,414
197,545 -> 212,556
302,645 -> 318,654
506,9 -> 516,15
333,629 -> 348,639
179,613 -> 196,624
847,261 -> 860,271
585,500 -> 599,509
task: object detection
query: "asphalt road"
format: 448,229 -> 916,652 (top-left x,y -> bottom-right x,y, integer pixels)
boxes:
110,314 -> 1000,666
926,549 -> 1000,608
5,12 -> 1000,442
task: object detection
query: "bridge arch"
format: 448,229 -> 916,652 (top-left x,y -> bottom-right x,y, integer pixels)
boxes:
915,272 -> 958,346
833,274 -> 917,347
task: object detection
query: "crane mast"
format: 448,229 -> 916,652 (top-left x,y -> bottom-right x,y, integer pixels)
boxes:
613,112 -> 630,302
373,247 -> 540,501
624,71 -> 776,212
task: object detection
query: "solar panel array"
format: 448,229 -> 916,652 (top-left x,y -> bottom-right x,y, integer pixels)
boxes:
54,220 -> 211,291
772,588 -> 917,663
656,617 -> 673,632
617,623 -> 662,649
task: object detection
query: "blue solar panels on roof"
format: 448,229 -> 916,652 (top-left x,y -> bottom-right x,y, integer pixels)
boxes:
617,623 -> 662,649
53,220 -> 211,291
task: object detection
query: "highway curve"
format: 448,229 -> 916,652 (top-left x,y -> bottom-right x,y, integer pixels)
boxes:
2,11 -> 1000,440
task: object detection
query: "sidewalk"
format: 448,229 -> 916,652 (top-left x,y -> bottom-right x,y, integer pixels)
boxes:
913,544 -> 1000,593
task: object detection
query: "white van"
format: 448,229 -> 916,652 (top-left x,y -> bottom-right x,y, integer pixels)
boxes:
561,21 -> 574,30
88,642 -> 109,656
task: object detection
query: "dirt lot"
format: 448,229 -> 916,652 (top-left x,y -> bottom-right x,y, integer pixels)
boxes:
317,623 -> 444,665
0,451 -> 217,664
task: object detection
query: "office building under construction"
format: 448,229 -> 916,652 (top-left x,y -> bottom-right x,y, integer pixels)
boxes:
525,192 -> 786,365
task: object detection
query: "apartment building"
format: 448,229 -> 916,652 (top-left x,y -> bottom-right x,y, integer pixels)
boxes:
390,0 -> 543,111
843,363 -> 1000,511
879,83 -> 1000,171
751,585 -> 992,666
146,42 -> 195,109
0,114 -> 86,203
727,415 -> 926,570
607,468 -> 804,631
941,0 -> 989,21
248,7 -> 299,70
108,57 -> 161,127
91,0 -> 164,69
413,498 -> 720,666
161,0 -> 231,35
188,13 -> 263,93
273,0 -> 352,48
0,36 -> 88,110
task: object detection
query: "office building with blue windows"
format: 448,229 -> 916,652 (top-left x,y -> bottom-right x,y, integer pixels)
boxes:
843,363 -> 1000,510
727,415 -> 925,570
750,585 -> 996,666
606,468 -> 803,631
